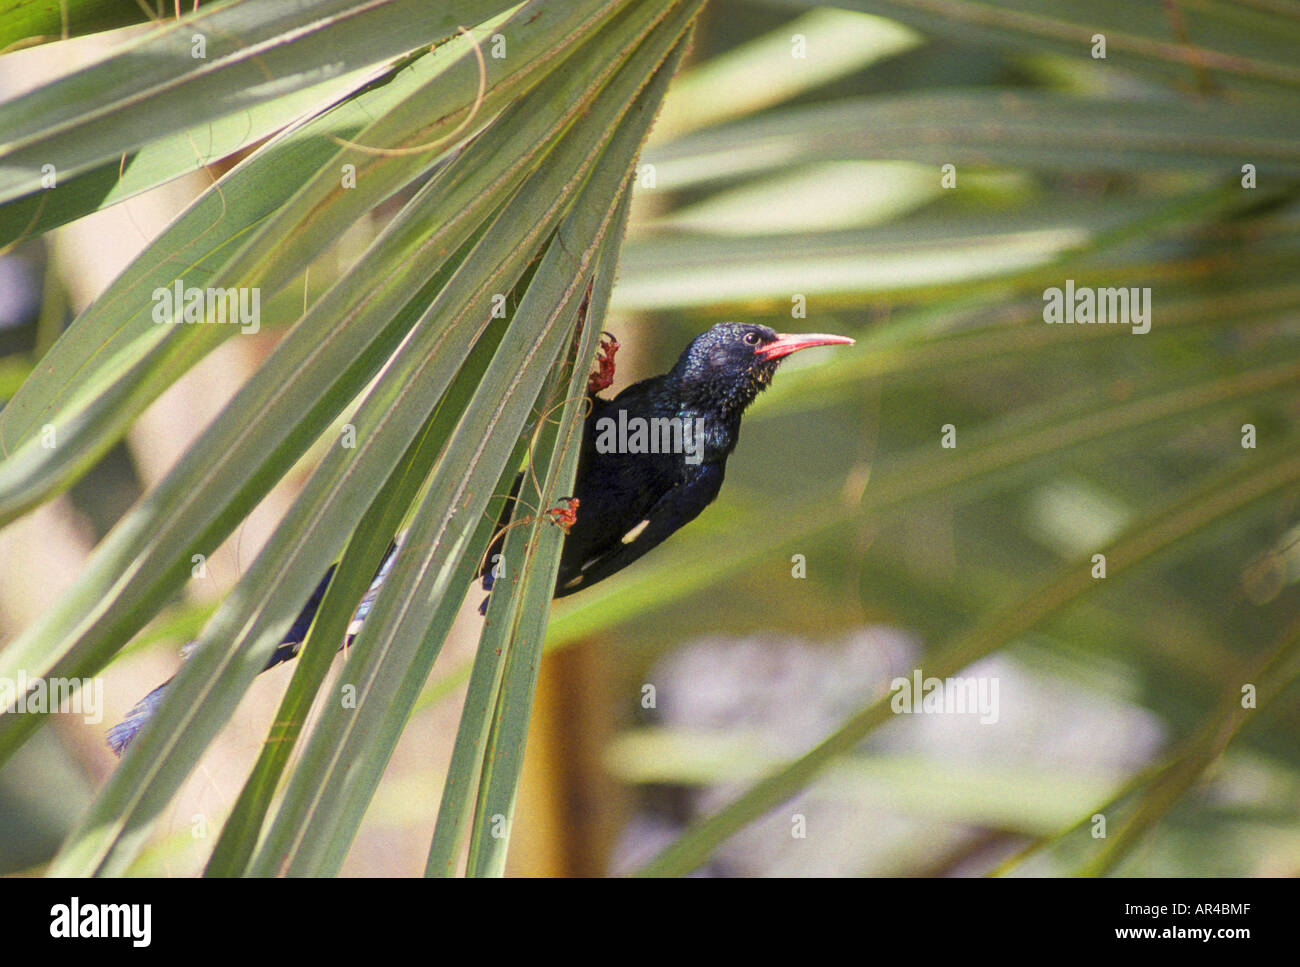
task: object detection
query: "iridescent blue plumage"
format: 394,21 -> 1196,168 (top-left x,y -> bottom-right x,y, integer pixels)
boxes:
107,324 -> 852,755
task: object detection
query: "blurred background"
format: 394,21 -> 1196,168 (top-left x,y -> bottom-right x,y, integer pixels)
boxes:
1,0 -> 1297,875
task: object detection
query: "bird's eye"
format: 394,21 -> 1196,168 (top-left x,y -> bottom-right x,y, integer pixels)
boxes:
743,332 -> 759,346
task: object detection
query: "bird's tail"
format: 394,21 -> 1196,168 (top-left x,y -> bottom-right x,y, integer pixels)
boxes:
107,538 -> 408,756
106,558 -> 347,756
105,677 -> 175,756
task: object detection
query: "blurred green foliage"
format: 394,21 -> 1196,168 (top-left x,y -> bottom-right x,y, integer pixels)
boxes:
0,0 -> 1296,876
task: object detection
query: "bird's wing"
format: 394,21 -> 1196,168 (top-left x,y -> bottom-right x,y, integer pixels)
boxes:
555,461 -> 725,596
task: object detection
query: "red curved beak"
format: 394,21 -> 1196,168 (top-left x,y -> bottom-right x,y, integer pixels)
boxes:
755,332 -> 855,361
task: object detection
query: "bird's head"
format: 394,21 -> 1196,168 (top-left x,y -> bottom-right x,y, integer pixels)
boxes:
673,322 -> 855,416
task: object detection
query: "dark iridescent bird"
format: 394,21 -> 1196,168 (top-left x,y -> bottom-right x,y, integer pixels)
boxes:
107,323 -> 853,754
